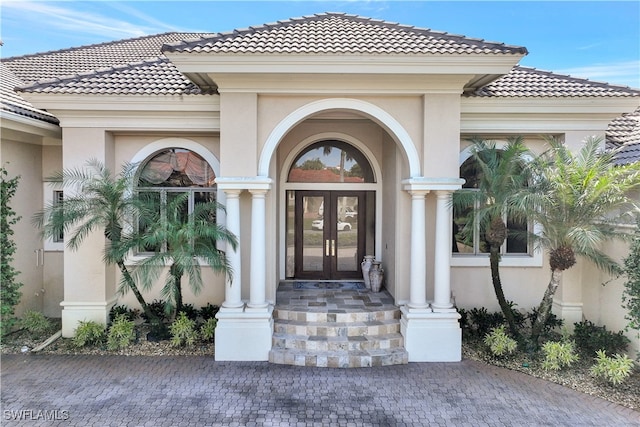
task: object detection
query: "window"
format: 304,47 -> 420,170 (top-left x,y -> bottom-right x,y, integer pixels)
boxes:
136,149 -> 216,253
288,140 -> 375,183
452,151 -> 530,257
53,190 -> 64,242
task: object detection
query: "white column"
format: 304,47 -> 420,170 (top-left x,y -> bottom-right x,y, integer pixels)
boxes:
432,190 -> 454,311
408,190 -> 429,310
248,188 -> 268,309
221,189 -> 243,309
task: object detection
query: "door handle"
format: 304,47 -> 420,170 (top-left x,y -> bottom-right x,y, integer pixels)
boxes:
331,240 -> 335,257
325,239 -> 330,257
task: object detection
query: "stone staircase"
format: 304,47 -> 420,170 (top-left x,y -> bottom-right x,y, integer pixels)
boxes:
268,281 -> 409,368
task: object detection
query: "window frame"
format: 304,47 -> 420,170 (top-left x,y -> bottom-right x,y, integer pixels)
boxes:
125,139 -> 223,264
451,142 -> 542,268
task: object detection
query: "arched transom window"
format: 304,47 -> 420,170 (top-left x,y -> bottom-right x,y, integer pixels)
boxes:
137,149 -> 216,253
288,140 -> 375,183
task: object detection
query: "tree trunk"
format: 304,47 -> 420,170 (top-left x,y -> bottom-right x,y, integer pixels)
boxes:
530,268 -> 562,347
170,264 -> 184,316
116,260 -> 162,328
490,246 -> 522,342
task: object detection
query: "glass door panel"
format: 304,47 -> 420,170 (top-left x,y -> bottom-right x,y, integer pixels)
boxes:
335,195 -> 358,273
293,191 -> 368,280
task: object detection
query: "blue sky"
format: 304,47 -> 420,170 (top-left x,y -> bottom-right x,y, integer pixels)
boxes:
1,1 -> 638,88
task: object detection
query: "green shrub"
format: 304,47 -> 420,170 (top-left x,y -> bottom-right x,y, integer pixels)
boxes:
590,350 -> 634,386
200,318 -> 217,341
484,325 -> 517,357
573,320 -> 630,357
169,312 -> 198,347
622,223 -> 640,360
21,310 -> 51,336
541,341 -> 579,371
72,320 -> 106,347
140,299 -> 169,324
179,304 -> 199,321
199,303 -> 220,321
107,315 -> 136,350
1,169 -> 23,336
109,305 -> 139,323
469,307 -> 505,338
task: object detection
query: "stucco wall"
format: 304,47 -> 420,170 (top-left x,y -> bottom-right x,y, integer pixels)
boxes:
1,139 -> 44,316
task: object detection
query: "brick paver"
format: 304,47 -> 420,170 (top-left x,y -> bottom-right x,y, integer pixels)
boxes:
1,354 -> 638,426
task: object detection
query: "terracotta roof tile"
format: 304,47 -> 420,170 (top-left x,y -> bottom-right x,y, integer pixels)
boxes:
163,13 -> 528,56
606,108 -> 640,165
471,66 -> 639,98
3,32 -> 213,85
18,58 -> 210,95
0,63 -> 58,124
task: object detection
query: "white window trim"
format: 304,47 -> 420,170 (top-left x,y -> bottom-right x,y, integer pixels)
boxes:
43,184 -> 64,251
453,140 -> 543,268
125,138 -> 222,265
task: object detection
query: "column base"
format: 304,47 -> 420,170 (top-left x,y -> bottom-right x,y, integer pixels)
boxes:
552,299 -> 583,332
400,306 -> 461,362
215,306 -> 274,361
60,297 -> 117,338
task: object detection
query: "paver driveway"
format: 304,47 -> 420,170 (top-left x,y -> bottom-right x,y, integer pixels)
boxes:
1,354 -> 638,426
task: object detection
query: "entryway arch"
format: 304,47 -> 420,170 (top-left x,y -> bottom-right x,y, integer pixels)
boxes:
258,98 -> 420,178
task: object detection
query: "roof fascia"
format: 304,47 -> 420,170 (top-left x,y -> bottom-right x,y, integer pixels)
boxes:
166,52 -> 523,77
0,110 -> 61,138
18,94 -> 220,131
461,97 -> 640,133
208,73 -> 473,94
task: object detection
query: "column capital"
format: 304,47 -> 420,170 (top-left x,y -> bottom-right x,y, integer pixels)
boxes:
402,177 -> 464,193
215,176 -> 273,192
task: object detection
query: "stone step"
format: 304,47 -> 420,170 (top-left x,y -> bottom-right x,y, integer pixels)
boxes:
273,318 -> 400,336
272,332 -> 404,352
274,308 -> 400,323
268,347 -> 409,368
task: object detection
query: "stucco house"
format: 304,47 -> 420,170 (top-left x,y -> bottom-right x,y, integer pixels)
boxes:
1,13 -> 639,364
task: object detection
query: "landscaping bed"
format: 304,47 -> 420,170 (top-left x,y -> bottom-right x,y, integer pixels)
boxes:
1,318 -> 637,412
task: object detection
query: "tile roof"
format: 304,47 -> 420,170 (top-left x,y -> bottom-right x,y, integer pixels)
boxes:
606,108 -> 640,165
0,63 -> 58,124
2,32 -> 213,85
163,12 -> 528,56
19,58 -> 210,96
470,66 -> 640,98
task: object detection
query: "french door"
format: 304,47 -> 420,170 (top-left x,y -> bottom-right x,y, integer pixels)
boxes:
294,191 -> 366,279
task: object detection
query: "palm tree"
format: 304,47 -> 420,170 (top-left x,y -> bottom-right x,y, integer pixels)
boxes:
32,160 -> 164,331
133,192 -> 237,318
453,137 -> 531,340
517,136 -> 640,347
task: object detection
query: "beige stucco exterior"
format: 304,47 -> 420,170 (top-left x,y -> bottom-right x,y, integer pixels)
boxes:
2,23 -> 639,360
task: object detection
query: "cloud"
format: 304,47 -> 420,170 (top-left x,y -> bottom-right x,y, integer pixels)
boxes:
557,61 -> 640,88
2,1 -> 175,40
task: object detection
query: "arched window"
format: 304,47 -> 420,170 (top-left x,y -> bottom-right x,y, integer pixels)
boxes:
453,150 -> 529,256
136,149 -> 216,253
288,140 -> 375,183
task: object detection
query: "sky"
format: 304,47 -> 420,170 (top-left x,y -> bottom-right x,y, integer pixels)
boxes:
1,1 -> 638,88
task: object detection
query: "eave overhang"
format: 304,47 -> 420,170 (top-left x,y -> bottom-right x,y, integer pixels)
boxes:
164,52 -> 525,93
461,97 -> 640,133
18,93 -> 220,131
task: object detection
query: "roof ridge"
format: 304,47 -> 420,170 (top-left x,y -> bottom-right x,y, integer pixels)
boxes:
162,12 -> 528,54
2,32 -> 196,62
514,65 -> 640,92
17,57 -> 168,92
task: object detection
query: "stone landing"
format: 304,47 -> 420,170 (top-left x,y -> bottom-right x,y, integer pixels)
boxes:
269,282 -> 409,368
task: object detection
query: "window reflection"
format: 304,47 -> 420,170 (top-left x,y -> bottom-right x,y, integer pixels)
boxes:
288,141 -> 374,183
